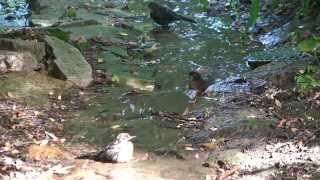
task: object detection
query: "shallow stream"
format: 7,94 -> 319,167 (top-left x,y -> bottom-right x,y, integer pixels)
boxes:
65,0 -> 256,151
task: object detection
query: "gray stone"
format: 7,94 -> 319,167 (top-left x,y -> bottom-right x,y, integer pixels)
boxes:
0,72 -> 72,106
244,46 -> 301,70
45,35 -> 93,87
243,61 -> 309,88
0,38 -> 46,63
0,51 -> 38,73
205,78 -> 266,94
258,23 -> 290,47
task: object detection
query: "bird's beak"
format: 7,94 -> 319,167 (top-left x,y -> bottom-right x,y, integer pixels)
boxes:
129,136 -> 136,140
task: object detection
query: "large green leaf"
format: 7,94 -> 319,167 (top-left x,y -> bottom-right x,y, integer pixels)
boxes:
248,0 -> 260,28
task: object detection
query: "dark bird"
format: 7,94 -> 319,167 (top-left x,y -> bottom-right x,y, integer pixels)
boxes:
148,2 -> 196,26
189,71 -> 210,96
78,133 -> 135,163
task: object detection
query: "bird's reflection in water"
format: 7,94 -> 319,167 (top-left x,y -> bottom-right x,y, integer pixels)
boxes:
150,26 -> 173,35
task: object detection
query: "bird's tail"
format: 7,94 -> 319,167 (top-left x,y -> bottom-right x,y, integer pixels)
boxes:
177,15 -> 196,24
77,151 -> 112,163
77,153 -> 98,160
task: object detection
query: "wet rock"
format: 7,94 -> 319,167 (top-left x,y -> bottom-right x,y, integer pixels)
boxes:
0,51 -> 39,73
244,46 -> 301,66
51,20 -> 100,28
0,72 -> 71,106
246,60 -> 271,70
205,78 -> 266,94
186,89 -> 197,100
244,61 -> 309,88
0,38 -> 46,63
27,0 -> 41,14
258,23 -> 290,47
207,0 -> 232,17
45,35 -> 93,88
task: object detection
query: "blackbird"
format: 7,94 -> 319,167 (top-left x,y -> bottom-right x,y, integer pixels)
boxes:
148,2 -> 196,26
78,133 -> 135,163
189,71 -> 210,96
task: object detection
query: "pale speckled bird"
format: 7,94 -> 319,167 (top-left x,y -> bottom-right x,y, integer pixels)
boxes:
78,133 -> 135,163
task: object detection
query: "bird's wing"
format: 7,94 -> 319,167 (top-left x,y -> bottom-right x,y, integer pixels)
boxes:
153,6 -> 179,20
104,142 -> 121,153
154,5 -> 196,23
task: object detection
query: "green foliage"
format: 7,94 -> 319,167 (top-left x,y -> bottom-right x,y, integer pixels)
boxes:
74,41 -> 91,52
246,0 -> 320,28
300,0 -> 311,16
59,7 -> 77,20
296,36 -> 320,91
111,75 -> 120,83
47,29 -> 70,42
65,7 -> 77,18
295,70 -> 320,91
198,0 -> 209,8
270,0 -> 280,10
298,36 -> 320,53
0,28 -> 5,34
297,0 -> 320,17
248,0 -> 260,28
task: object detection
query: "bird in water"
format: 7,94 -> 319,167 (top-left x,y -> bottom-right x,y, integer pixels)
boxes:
148,2 -> 196,26
189,71 -> 210,96
78,133 -> 135,163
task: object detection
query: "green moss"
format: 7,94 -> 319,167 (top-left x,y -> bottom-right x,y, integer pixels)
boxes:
47,28 -> 71,42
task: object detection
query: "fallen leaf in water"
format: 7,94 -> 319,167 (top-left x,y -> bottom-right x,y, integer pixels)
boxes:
111,125 -> 121,129
185,147 -> 196,151
200,142 -> 217,150
97,58 -> 104,63
119,32 -> 128,36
